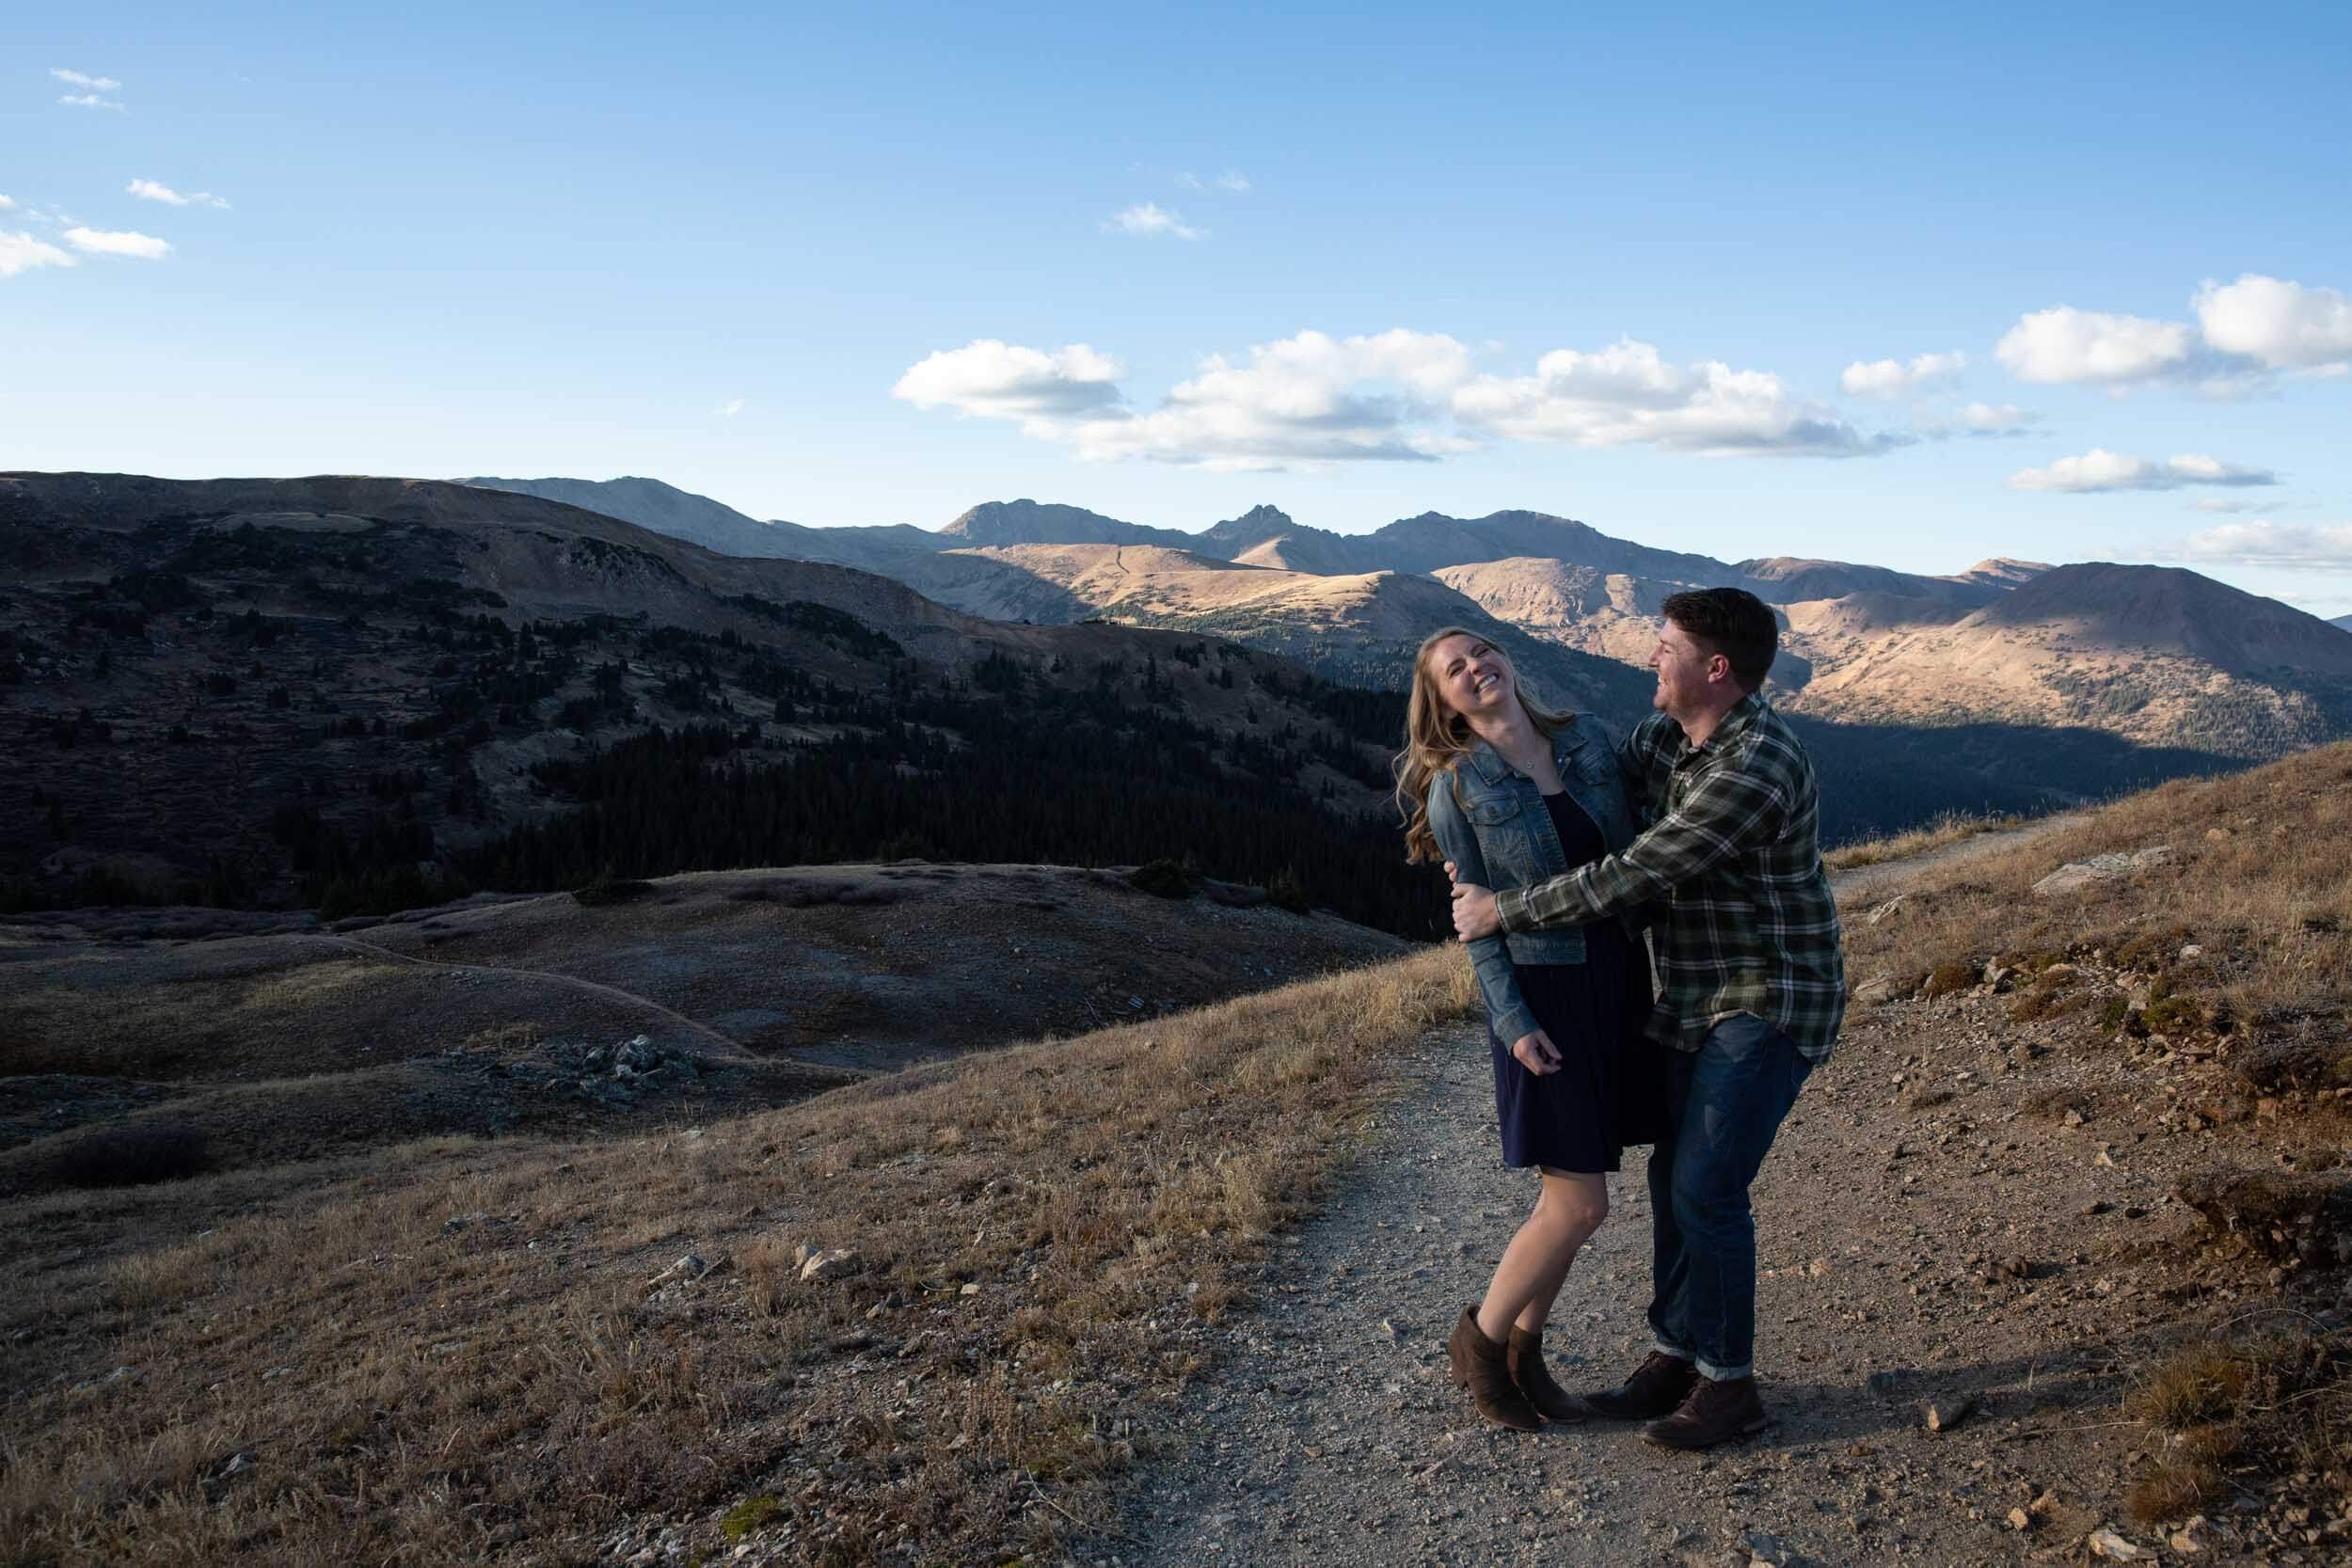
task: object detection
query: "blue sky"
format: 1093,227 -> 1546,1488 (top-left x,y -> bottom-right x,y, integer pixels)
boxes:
8,3 -> 2352,612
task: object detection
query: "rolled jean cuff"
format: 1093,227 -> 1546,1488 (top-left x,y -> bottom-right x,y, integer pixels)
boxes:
1654,1338 -> 1695,1363
1696,1356 -> 1752,1382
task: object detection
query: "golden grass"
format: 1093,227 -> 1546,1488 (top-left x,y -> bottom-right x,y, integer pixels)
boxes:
1841,742 -> 2352,1076
1824,809 -> 2026,870
0,944 -> 1476,1566
2122,1329 -> 2352,1526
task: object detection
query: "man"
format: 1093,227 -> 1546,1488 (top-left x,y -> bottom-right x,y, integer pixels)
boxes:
1449,586 -> 1844,1449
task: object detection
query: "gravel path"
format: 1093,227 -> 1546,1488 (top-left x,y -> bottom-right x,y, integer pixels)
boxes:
1827,813 -> 2090,903
1097,822 -> 2226,1568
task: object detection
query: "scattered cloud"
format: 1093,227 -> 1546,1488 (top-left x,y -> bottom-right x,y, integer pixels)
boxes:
1104,201 -> 1204,241
1456,338 -> 1904,458
1913,401 -> 2038,439
891,340 -> 1128,435
717,398 -> 746,418
63,227 -> 171,260
128,179 -> 230,210
1994,307 -> 2196,386
0,230 -> 78,278
2192,274 -> 2352,374
52,69 -> 120,90
2176,520 -> 2352,570
58,93 -> 127,110
1213,170 -> 1250,192
1839,350 -> 1966,400
896,329 -> 1904,470
2007,448 -> 2276,494
2191,497 -> 2275,515
0,196 -> 14,211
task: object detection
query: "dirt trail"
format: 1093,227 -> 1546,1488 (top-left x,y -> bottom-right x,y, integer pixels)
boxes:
1828,812 -> 2090,903
1103,819 -> 2194,1568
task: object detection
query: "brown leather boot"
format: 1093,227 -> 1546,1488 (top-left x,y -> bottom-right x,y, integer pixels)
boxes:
1448,1306 -> 1540,1433
1507,1327 -> 1586,1423
1582,1349 -> 1698,1420
1641,1374 -> 1769,1449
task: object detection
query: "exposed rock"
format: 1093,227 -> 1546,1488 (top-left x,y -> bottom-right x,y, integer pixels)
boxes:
2174,1168 -> 2352,1263
799,1247 -> 860,1283
2089,1528 -> 2147,1560
1925,1392 -> 1978,1432
1852,974 -> 1904,1006
2033,847 -> 2174,897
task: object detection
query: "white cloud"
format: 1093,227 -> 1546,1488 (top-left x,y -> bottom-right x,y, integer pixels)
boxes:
1454,338 -> 1905,458
0,230 -> 78,278
2007,448 -> 2276,493
1104,201 -> 1204,241
0,196 -> 14,211
717,398 -> 745,417
897,329 -> 1904,469
2192,274 -> 2352,372
1994,307 -> 2197,385
892,340 -> 1128,436
1075,329 -> 1479,469
1958,402 -> 2037,434
52,69 -> 121,90
58,93 -> 127,110
63,226 -> 171,259
2177,520 -> 2352,570
127,179 -> 230,210
1214,170 -> 1250,192
2191,497 -> 2273,515
1839,350 -> 1966,400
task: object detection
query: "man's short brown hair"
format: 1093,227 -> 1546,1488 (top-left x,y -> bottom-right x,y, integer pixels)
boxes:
1661,587 -> 1777,691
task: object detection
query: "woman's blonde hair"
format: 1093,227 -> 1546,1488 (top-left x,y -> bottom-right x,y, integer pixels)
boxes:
1393,626 -> 1567,864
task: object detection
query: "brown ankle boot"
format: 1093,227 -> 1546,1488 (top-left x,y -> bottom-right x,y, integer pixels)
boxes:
1640,1374 -> 1769,1449
1448,1306 -> 1540,1433
1507,1327 -> 1586,1423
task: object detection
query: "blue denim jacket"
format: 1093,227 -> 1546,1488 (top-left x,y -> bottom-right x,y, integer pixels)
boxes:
1423,715 -> 1642,1048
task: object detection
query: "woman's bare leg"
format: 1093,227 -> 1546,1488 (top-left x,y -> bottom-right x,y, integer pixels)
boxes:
1474,1169 -> 1607,1343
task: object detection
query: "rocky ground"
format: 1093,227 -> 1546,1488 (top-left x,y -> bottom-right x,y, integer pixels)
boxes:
1074,828 -> 2352,1568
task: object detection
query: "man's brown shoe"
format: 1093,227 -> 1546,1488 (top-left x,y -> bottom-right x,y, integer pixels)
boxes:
1447,1306 -> 1541,1433
1641,1374 -> 1770,1449
1582,1350 -> 1698,1420
1507,1327 -> 1586,1423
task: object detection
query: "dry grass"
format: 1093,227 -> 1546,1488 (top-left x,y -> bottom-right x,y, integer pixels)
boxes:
1824,809 -> 2026,870
2123,1326 -> 2352,1526
0,945 -> 1475,1566
1841,741 -> 2352,1085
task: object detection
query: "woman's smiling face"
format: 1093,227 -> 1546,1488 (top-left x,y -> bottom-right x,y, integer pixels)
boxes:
1429,632 -> 1514,721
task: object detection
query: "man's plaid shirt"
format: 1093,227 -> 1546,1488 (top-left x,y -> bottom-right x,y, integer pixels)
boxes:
1492,691 -> 1846,1061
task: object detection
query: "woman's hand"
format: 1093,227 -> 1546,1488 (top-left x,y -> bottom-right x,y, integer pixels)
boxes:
1511,1028 -> 1563,1075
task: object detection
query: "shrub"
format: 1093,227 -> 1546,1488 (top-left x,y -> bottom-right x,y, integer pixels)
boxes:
1920,959 -> 1979,999
1265,868 -> 1311,915
1126,859 -> 1197,899
49,1122 -> 213,1189
572,875 -> 657,907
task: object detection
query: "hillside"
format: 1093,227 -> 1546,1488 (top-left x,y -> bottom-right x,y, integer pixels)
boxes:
2332,612 -> 2352,633
1787,563 -> 2352,757
901,541 -> 1657,717
464,474 -> 934,568
7,746 -> 2346,1565
0,473 -> 1438,932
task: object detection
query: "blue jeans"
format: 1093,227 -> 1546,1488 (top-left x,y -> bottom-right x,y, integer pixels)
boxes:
1646,1013 -> 1813,1382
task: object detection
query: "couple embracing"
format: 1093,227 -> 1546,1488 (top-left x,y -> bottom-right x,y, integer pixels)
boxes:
1394,588 -> 1845,1450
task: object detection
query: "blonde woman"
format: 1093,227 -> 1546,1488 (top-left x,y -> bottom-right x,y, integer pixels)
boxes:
1396,626 -> 1661,1432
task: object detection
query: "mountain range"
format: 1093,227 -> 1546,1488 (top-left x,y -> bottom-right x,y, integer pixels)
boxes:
461,476 -> 2352,763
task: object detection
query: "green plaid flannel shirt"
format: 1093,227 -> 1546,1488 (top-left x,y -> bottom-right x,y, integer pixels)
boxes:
1493,691 -> 1846,1061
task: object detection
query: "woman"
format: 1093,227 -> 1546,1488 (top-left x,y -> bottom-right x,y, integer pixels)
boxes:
1394,626 -> 1661,1432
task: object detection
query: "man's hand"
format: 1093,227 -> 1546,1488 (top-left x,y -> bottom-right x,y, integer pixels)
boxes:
1510,1028 -> 1562,1075
1451,877 -> 1501,942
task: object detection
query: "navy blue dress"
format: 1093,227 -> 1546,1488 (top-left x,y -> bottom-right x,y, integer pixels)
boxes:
1487,790 -> 1665,1172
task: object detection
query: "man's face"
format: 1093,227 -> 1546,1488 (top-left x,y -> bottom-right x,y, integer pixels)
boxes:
1646,619 -> 1720,717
